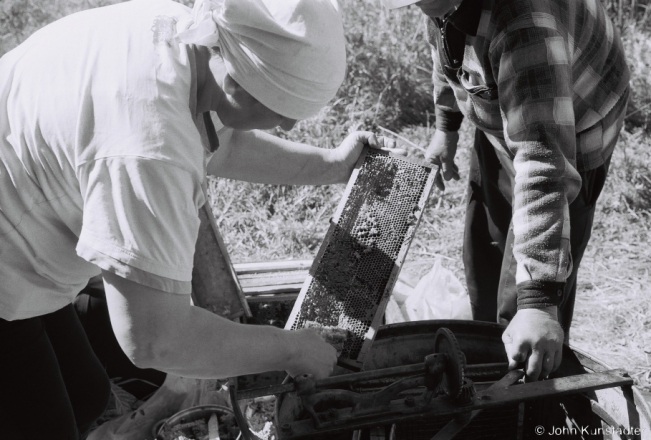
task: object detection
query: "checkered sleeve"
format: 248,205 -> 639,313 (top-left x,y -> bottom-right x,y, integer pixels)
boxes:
430,38 -> 464,132
489,24 -> 583,308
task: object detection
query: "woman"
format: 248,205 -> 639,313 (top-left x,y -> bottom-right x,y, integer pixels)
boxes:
0,0 -> 396,437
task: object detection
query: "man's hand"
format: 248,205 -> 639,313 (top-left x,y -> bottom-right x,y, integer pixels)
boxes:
502,307 -> 564,381
425,129 -> 460,191
285,329 -> 338,380
331,131 -> 406,183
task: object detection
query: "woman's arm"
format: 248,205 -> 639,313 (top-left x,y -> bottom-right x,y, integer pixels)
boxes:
102,271 -> 337,379
207,130 -> 396,185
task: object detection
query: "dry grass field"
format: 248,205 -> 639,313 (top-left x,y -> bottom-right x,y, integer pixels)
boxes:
2,0 -> 650,397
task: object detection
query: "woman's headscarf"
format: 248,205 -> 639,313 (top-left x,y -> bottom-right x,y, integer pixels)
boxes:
175,0 -> 347,120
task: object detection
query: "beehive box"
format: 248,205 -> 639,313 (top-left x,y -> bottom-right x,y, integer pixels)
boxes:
285,147 -> 437,370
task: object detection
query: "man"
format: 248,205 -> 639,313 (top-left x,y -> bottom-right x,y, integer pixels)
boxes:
385,0 -> 630,380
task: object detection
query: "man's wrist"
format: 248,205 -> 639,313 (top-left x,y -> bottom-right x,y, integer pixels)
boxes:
539,306 -> 558,319
516,306 -> 558,319
435,107 -> 464,132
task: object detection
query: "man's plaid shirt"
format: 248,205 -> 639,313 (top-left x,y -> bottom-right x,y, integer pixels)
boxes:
429,0 -> 630,302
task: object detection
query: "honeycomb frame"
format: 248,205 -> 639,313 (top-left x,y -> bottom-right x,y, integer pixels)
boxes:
285,147 -> 437,371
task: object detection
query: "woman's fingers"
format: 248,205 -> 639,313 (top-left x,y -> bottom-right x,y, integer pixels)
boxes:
384,147 -> 408,156
365,134 -> 406,153
345,131 -> 412,158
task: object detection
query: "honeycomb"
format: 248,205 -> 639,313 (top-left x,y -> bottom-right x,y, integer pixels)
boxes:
285,148 -> 436,369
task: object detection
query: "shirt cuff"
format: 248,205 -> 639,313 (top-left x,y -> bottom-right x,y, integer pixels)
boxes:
516,280 -> 565,310
435,107 -> 464,132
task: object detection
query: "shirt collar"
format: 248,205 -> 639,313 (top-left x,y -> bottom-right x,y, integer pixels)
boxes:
445,0 -> 483,37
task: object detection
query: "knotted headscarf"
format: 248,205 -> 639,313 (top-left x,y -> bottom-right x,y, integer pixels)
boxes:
175,0 -> 347,120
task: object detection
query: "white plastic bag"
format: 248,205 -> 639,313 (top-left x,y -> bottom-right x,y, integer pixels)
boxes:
385,276 -> 413,323
386,259 -> 472,324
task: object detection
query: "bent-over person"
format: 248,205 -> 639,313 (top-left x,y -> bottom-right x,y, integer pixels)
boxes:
0,0 -> 399,437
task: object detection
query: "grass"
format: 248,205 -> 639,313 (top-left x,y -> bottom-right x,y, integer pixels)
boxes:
2,0 -> 650,397
570,126 -> 651,388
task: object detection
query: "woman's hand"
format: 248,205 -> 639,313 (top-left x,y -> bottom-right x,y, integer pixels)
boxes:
425,129 -> 460,191
330,131 -> 406,183
285,329 -> 338,380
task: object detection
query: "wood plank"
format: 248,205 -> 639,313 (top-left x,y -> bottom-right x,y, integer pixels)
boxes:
233,260 -> 312,274
241,283 -> 304,296
234,260 -> 415,302
245,293 -> 300,303
233,261 -> 308,302
238,273 -> 307,288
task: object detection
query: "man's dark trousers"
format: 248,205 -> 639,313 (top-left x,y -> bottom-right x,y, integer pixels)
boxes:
463,129 -> 610,338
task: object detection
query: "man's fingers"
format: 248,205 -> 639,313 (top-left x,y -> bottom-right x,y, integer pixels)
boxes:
553,347 -> 563,373
535,346 -> 563,380
526,349 -> 544,381
440,159 -> 461,182
434,167 -> 445,191
425,154 -> 441,167
440,161 -> 451,180
506,349 -> 527,370
507,357 -> 522,370
502,330 -> 528,370
501,329 -> 513,344
540,346 -> 563,379
450,163 -> 460,180
540,353 -> 555,379
440,161 -> 455,181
